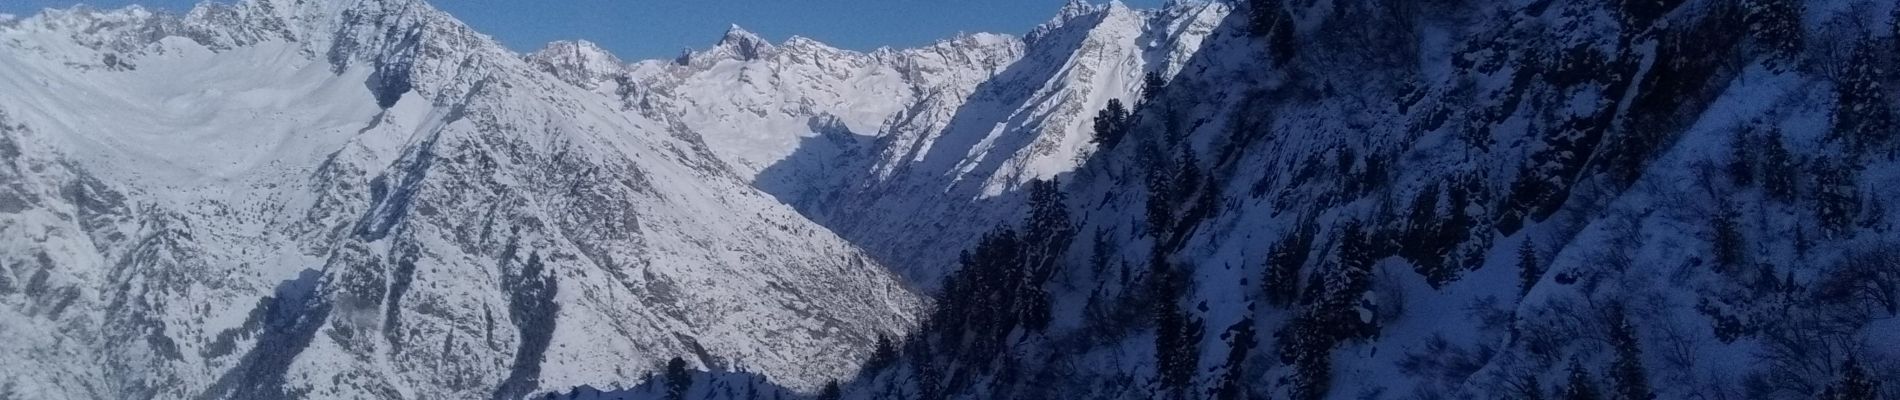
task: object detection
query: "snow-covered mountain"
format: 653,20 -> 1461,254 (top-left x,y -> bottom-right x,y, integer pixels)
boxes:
813,0 -> 1900,399
556,0 -> 1900,399
8,0 -> 1900,399
529,0 -> 1231,287
0,0 -> 920,399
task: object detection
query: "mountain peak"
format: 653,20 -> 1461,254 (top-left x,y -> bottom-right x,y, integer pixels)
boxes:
1027,0 -> 1110,44
716,24 -> 775,59
1057,0 -> 1096,19
673,23 -> 776,63
721,24 -> 763,43
526,39 -> 628,89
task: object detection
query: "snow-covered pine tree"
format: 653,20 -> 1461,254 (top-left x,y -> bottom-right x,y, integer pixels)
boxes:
1141,71 -> 1166,105
1150,250 -> 1186,397
1146,160 -> 1178,240
1762,127 -> 1797,202
1020,178 -> 1075,331
1821,356 -> 1879,400
1519,373 -> 1548,400
1323,221 -> 1379,340
1519,239 -> 1543,297
1448,173 -> 1487,270
1831,37 -> 1896,157
1092,99 -> 1131,148
1607,308 -> 1655,400
1278,315 -> 1333,400
1728,127 -> 1755,186
862,335 -> 897,375
1812,160 -> 1860,237
1711,203 -> 1745,273
1742,0 -> 1803,71
1405,182 -> 1455,288
1264,221 -> 1317,307
1563,359 -> 1603,400
1248,0 -> 1296,64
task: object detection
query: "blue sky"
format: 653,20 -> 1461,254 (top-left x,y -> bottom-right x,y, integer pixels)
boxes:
0,0 -> 1165,61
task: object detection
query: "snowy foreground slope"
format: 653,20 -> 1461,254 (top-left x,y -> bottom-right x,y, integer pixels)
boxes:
0,1 -> 920,399
575,0 -> 1900,399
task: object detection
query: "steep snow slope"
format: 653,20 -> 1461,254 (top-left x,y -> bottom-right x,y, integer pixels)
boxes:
0,1 -> 920,399
821,0 -> 1900,399
545,1 -> 1900,400
529,0 -> 1232,286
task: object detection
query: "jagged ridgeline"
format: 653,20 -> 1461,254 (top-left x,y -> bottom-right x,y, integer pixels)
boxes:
0,0 -> 921,398
3,0 -> 1900,399
600,0 -> 1900,399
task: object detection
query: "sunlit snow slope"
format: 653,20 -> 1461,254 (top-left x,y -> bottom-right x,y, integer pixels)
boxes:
0,1 -> 920,399
529,0 -> 1232,286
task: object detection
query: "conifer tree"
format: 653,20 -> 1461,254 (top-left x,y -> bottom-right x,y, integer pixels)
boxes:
1518,240 -> 1543,297
1813,161 -> 1859,237
1277,312 -> 1334,400
1289,347 -> 1331,400
1743,0 -> 1804,71
1321,222 -> 1378,340
1520,374 -> 1548,400
1607,308 -> 1655,400
1249,0 -> 1297,64
864,335 -> 898,374
1020,179 -> 1075,331
1141,71 -> 1166,105
1563,359 -> 1602,400
1264,223 -> 1317,307
1150,257 -> 1199,398
1832,38 -> 1896,156
1762,128 -> 1797,202
665,357 -> 692,400
1146,163 -> 1178,240
1711,203 -> 1744,273
1447,174 -> 1484,270
1174,146 -> 1205,206
1092,99 -> 1132,148
1822,356 -> 1879,400
1404,183 -> 1448,286
1728,128 -> 1755,186
817,381 -> 842,400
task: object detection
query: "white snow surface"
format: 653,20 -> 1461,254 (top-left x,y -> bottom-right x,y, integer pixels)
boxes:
526,0 -> 1232,286
0,0 -> 920,399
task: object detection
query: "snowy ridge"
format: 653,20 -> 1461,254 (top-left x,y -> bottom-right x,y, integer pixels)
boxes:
10,0 -> 1896,399
0,0 -> 920,399
523,0 -> 1230,286
523,40 -> 624,90
576,0 -> 1899,399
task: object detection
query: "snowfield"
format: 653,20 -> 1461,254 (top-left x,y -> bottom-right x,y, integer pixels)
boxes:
0,0 -> 918,398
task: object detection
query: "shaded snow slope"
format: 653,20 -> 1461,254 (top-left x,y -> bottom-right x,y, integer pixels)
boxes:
571,0 -> 1900,399
828,0 -> 1900,399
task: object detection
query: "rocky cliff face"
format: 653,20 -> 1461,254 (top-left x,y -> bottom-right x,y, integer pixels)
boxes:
0,1 -> 919,399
